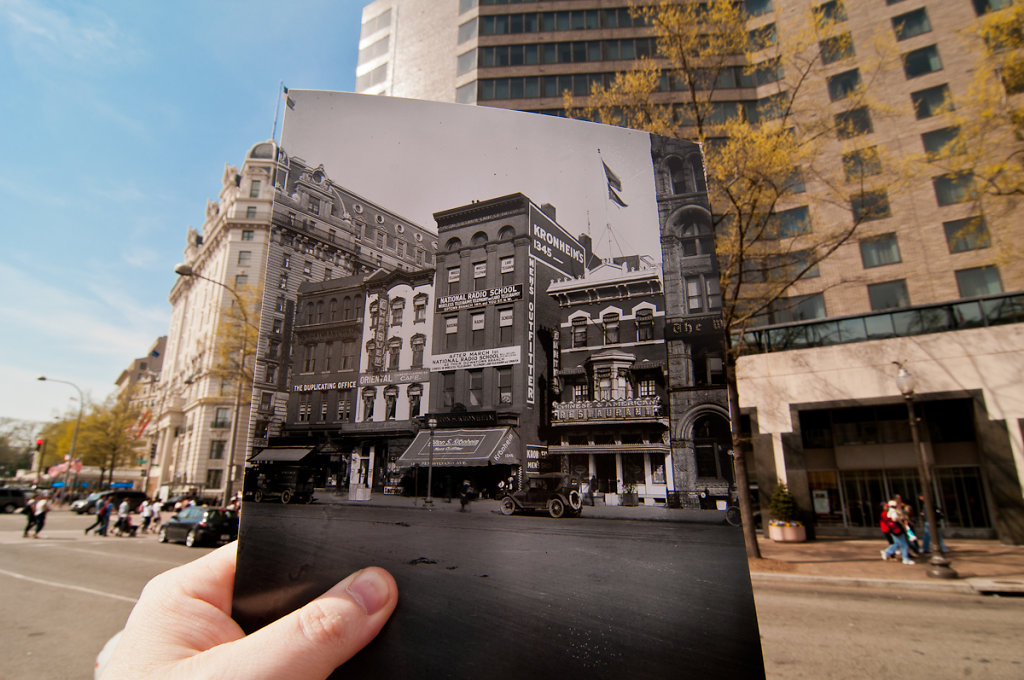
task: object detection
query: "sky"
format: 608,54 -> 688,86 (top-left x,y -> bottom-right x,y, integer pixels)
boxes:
0,0 -> 367,424
281,90 -> 662,264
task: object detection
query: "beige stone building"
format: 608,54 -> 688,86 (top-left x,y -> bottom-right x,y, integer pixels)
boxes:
356,0 -> 1024,542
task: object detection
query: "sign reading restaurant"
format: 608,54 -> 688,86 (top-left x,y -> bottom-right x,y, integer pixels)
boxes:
429,346 -> 521,372
435,284 -> 523,313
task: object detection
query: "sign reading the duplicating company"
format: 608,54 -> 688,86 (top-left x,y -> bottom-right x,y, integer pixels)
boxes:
429,346 -> 521,372
435,285 -> 523,313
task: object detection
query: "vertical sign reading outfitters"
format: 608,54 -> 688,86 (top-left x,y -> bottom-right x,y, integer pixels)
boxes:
527,204 -> 586,410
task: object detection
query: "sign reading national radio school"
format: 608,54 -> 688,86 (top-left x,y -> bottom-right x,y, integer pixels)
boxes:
529,205 -> 585,278
436,284 -> 523,313
429,346 -> 521,372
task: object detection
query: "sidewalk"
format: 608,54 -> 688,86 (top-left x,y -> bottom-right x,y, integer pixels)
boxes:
316,492 -> 1024,595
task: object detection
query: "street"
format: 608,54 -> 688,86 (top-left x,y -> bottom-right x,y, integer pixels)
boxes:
1,510 -> 1022,679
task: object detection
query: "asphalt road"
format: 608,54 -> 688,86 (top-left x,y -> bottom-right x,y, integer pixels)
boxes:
2,509 -> 1023,680
233,502 -> 763,679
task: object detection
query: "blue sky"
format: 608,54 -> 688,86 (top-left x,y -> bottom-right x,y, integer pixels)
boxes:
0,0 -> 365,423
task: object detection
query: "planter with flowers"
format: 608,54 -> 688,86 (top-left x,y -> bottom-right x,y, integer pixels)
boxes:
767,483 -> 806,542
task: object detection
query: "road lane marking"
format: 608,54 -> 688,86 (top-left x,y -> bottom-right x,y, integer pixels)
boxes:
0,568 -> 139,603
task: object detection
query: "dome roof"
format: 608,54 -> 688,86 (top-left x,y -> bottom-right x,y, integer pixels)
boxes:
248,141 -> 276,159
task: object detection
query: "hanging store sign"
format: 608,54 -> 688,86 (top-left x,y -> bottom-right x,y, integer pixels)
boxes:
664,314 -> 725,340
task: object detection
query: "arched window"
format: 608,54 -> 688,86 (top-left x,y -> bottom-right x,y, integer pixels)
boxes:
316,301 -> 323,323
602,313 -> 620,345
306,302 -> 315,324
387,337 -> 403,371
498,225 -> 516,240
411,334 -> 426,368
572,317 -> 588,348
342,295 -> 352,320
667,156 -> 698,195
329,298 -> 338,321
471,231 -> 488,246
636,309 -> 654,341
390,298 -> 405,326
446,237 -> 463,251
354,294 -> 364,318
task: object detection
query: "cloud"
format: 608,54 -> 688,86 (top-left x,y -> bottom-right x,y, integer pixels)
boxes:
0,261 -> 167,363
0,0 -> 133,68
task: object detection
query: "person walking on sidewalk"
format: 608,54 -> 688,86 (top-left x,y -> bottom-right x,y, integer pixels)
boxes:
22,492 -> 37,538
85,497 -> 111,535
881,500 -> 915,564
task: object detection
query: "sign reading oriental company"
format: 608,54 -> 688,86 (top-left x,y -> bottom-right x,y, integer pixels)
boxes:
436,285 -> 523,313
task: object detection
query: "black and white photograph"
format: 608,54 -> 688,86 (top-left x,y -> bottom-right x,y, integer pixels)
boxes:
231,91 -> 763,679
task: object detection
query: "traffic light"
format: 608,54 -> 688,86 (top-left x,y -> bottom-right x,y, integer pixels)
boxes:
35,438 -> 44,452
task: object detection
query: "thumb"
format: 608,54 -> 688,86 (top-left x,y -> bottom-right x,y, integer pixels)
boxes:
199,567 -> 398,680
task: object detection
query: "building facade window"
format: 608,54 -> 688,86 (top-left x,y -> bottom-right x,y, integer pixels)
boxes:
472,312 -> 486,347
337,390 -> 353,422
298,393 -> 312,422
241,229 -> 254,241
933,172 -> 974,206
473,261 -> 487,290
445,316 -> 458,350
903,45 -> 942,78
411,335 -> 426,368
637,378 -> 657,397
387,338 -> 402,371
820,32 -> 855,64
922,126 -> 962,159
234,274 -> 248,287
572,317 -> 588,348
636,309 -> 654,341
384,386 -> 398,420
413,294 -> 428,322
955,266 -> 1003,297
468,369 -> 484,406
448,267 -> 461,294
860,234 -> 901,268
868,279 -> 910,310
498,308 -> 514,345
943,217 -> 990,253
827,68 -> 861,101
842,146 -> 881,180
892,8 -> 931,41
209,440 -> 226,460
852,190 -> 892,222
206,469 -> 223,489
362,388 -> 376,421
407,384 -> 422,417
835,106 -> 873,138
303,344 -> 316,372
602,313 -> 620,344
769,206 -> 811,238
497,366 -> 513,405
246,206 -> 257,219
391,298 -> 405,326
911,84 -> 952,119
442,372 -> 456,407
500,256 -> 515,285
249,180 -> 261,198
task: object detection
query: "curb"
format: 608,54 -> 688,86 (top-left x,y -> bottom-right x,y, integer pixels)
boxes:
749,571 -> 979,594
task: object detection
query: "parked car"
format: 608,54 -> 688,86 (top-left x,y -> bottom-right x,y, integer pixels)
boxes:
245,467 -> 315,504
0,487 -> 28,513
158,506 -> 239,547
498,473 -> 583,518
71,490 -> 148,514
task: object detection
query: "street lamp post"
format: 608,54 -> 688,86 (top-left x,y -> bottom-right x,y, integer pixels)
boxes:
175,263 -> 256,505
425,416 -> 438,509
893,362 -> 957,579
37,376 -> 83,503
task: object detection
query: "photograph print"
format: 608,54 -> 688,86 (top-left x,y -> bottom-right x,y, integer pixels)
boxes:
232,91 -> 763,679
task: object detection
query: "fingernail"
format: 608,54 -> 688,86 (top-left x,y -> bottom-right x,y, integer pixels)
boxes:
346,569 -> 390,615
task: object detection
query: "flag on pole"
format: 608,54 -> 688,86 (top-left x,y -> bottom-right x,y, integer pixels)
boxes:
603,160 -> 627,207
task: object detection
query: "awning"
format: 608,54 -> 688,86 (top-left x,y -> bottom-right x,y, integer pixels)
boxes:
249,446 -> 315,463
397,427 -> 520,468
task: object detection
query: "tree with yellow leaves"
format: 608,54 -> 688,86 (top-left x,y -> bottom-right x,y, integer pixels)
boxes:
568,0 -> 908,557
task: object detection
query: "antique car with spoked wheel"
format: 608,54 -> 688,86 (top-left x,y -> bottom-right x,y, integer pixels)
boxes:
498,473 -> 583,518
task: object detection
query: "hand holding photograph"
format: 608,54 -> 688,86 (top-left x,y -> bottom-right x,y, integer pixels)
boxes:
231,91 -> 764,679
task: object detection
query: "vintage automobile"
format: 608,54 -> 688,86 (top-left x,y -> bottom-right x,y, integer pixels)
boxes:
498,473 -> 583,518
246,467 -> 315,504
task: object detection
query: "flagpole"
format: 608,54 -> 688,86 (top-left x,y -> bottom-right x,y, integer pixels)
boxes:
272,81 -> 285,142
